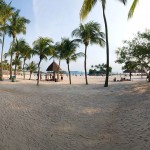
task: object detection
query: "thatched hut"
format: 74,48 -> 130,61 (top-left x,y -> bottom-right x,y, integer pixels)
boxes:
46,61 -> 62,81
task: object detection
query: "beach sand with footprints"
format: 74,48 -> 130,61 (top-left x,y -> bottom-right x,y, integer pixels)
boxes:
0,75 -> 150,150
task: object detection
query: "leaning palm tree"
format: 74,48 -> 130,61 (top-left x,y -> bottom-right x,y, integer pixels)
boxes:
25,61 -> 37,80
61,38 -> 84,84
0,2 -> 14,81
80,0 -> 126,87
32,37 -> 53,86
72,21 -> 105,85
7,9 -> 30,79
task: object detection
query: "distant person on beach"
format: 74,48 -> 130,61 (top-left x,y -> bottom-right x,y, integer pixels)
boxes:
40,74 -> 42,80
113,77 -> 116,82
61,74 -> 63,80
50,74 -> 52,79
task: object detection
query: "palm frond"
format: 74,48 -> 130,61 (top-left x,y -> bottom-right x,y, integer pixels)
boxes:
80,0 -> 98,21
128,0 -> 139,19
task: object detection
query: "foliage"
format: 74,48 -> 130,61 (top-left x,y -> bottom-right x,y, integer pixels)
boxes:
0,60 -> 9,70
0,1 -> 14,80
32,37 -> 53,85
7,9 -> 30,38
59,38 -> 84,84
116,30 -> 150,72
72,21 -> 105,47
25,61 -> 37,80
26,61 -> 37,72
79,0 -> 126,87
32,37 -> 53,61
72,21 -> 105,85
89,63 -> 112,75
128,0 -> 139,18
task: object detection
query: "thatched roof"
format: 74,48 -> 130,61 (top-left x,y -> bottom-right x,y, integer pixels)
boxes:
46,61 -> 61,72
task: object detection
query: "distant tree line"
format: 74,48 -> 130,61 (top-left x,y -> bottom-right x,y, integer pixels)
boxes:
89,63 -> 112,75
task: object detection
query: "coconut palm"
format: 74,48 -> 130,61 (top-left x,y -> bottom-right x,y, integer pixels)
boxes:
54,42 -> 64,66
0,2 -> 14,80
0,0 -> 5,21
72,21 -> 105,85
3,61 -> 10,72
12,57 -> 21,76
80,0 -> 126,87
15,38 -> 32,79
51,42 -> 64,79
61,38 -> 84,84
25,61 -> 37,80
7,9 -> 30,79
32,37 -> 53,86
14,39 -> 26,58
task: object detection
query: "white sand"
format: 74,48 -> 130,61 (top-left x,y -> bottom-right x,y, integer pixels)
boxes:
0,75 -> 150,150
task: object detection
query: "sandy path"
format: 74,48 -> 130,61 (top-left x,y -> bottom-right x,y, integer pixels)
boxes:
0,76 -> 150,150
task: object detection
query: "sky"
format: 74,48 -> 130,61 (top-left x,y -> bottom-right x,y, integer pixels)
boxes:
4,0 -> 150,73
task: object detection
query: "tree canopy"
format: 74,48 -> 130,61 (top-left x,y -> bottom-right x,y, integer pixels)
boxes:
89,63 -> 112,75
116,30 -> 150,72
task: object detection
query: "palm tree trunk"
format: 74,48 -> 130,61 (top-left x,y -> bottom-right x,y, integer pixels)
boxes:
23,59 -> 26,79
10,52 -> 13,79
130,72 -> 132,80
59,59 -> 61,67
102,4 -> 109,87
58,59 -> 61,80
37,59 -> 41,86
14,65 -> 17,76
84,45 -> 88,85
10,37 -> 15,79
67,62 -> 71,84
29,71 -> 32,80
148,71 -> 150,82
0,33 -> 5,81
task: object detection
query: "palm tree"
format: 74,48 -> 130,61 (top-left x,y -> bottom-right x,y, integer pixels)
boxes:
51,42 -> 64,80
7,9 -> 30,79
12,57 -> 21,76
0,2 -> 14,81
54,42 -> 64,67
32,37 -> 53,86
15,38 -> 32,79
80,0 -> 126,87
72,21 -> 105,85
61,38 -> 84,84
3,61 -> 10,73
25,61 -> 37,80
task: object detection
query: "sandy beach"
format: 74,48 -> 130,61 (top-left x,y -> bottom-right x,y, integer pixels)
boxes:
0,75 -> 150,150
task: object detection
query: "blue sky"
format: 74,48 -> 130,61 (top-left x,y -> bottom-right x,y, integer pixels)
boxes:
4,0 -> 150,73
